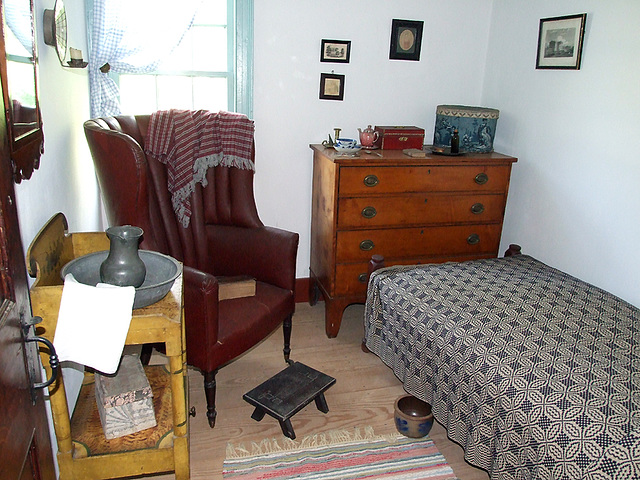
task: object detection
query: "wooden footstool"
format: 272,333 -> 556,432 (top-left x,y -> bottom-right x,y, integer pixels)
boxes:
243,362 -> 336,439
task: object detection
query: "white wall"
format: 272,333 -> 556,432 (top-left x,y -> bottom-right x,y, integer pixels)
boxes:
15,0 -> 101,256
253,0 -> 494,278
484,0 -> 640,307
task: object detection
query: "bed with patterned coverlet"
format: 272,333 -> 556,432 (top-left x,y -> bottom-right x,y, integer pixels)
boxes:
363,254 -> 640,480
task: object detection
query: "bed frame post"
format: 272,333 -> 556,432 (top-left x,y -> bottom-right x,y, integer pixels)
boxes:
504,244 -> 522,257
369,254 -> 385,275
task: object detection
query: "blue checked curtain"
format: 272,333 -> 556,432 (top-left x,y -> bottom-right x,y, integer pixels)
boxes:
87,0 -> 202,118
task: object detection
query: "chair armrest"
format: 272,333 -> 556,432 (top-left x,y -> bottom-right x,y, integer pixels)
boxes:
182,266 -> 220,369
209,226 -> 299,291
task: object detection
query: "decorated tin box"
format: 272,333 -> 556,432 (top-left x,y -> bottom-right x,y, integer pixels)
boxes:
374,125 -> 425,150
95,354 -> 156,439
433,105 -> 499,153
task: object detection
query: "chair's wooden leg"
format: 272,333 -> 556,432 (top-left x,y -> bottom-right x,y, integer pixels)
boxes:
203,370 -> 218,428
283,314 -> 293,364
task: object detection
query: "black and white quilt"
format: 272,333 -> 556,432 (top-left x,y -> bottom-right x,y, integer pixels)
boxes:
364,255 -> 640,479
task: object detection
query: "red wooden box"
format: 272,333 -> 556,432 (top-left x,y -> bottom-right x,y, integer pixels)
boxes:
374,126 -> 425,150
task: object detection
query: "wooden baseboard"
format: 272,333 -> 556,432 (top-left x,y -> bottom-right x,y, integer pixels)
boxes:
295,277 -> 313,303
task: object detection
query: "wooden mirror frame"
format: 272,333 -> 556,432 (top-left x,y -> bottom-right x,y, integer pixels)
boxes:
0,0 -> 43,183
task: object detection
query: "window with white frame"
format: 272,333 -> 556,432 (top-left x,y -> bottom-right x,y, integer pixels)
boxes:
117,0 -> 253,117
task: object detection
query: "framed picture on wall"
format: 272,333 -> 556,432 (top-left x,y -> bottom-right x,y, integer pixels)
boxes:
319,73 -> 345,101
321,39 -> 351,63
536,13 -> 587,69
389,19 -> 424,61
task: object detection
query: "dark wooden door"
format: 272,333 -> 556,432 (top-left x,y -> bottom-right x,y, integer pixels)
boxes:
0,88 -> 55,478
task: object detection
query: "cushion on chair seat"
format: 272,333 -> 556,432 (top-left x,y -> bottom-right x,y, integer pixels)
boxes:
205,281 -> 294,368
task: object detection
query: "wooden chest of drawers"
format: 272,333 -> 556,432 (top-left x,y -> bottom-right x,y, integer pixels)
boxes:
309,144 -> 517,337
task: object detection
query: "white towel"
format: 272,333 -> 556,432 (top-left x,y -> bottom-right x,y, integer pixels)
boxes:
53,274 -> 136,374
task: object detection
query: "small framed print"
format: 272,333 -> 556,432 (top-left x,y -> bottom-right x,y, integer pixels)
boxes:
389,19 -> 424,61
319,73 -> 345,101
321,39 -> 351,63
536,13 -> 587,70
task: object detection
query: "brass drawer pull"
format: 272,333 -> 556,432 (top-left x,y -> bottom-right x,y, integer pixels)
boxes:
363,174 -> 379,187
361,206 -> 377,218
471,203 -> 485,214
359,239 -> 375,251
474,173 -> 489,185
467,233 -> 480,245
358,273 -> 368,283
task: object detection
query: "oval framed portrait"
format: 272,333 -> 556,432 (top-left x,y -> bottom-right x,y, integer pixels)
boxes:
389,19 -> 424,61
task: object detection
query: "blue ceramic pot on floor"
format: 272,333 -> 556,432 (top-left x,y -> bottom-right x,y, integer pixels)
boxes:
394,394 -> 434,438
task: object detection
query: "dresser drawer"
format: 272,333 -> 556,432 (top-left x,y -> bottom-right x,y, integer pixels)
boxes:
339,165 -> 511,195
337,193 -> 506,228
335,224 -> 502,262
335,253 -> 493,296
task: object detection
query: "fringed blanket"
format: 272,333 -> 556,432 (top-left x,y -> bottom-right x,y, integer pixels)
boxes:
145,109 -> 255,227
364,255 -> 640,479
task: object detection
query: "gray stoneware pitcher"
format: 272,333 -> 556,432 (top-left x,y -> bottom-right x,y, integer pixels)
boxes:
100,225 -> 146,287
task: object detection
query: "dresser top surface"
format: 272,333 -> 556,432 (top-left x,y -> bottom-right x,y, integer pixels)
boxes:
310,144 -> 517,166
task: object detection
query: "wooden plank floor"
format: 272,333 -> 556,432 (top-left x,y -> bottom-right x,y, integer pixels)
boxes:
151,302 -> 489,480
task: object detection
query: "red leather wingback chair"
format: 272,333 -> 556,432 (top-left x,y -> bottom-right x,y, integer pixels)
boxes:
83,115 -> 299,428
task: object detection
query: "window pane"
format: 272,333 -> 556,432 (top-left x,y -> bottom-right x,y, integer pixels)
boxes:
193,26 -> 227,71
195,0 -> 226,25
193,77 -> 228,111
115,0 -> 251,116
119,75 -> 157,114
162,30 -> 195,71
156,76 -> 194,110
157,26 -> 227,73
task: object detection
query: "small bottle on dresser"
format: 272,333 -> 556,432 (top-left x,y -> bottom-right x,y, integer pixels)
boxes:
450,129 -> 459,154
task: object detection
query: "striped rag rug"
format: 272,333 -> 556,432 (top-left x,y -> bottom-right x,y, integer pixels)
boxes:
223,427 -> 458,480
